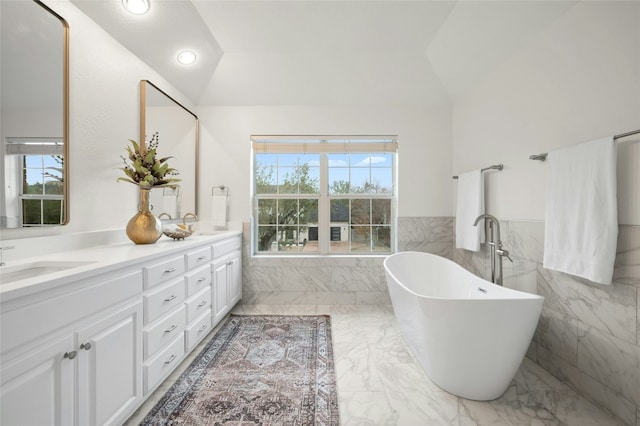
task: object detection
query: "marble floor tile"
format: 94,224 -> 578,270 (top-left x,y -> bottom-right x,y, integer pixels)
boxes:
126,303 -> 624,426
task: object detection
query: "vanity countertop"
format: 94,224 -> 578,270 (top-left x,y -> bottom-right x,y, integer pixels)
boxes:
0,230 -> 242,302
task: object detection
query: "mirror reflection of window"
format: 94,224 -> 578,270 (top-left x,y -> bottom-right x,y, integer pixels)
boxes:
5,138 -> 64,227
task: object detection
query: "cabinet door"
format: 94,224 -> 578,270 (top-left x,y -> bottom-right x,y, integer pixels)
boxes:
0,335 -> 75,426
76,302 -> 143,426
212,260 -> 229,325
228,250 -> 242,307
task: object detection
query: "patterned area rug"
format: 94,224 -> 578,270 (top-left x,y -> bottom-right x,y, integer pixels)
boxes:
141,315 -> 340,425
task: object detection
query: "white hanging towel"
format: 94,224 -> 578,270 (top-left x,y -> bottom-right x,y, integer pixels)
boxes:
455,169 -> 485,251
543,136 -> 618,285
211,195 -> 228,229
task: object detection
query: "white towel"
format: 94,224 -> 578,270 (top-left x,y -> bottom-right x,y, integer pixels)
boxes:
455,170 -> 485,251
211,195 -> 228,229
543,136 -> 618,285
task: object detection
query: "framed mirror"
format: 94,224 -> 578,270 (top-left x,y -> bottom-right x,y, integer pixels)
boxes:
140,80 -> 198,220
1,0 -> 69,229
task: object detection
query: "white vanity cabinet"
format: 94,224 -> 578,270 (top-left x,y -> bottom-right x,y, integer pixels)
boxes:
0,270 -> 143,426
0,231 -> 242,426
212,237 -> 242,325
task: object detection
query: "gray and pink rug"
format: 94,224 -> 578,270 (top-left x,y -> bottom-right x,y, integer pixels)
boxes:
141,315 -> 340,425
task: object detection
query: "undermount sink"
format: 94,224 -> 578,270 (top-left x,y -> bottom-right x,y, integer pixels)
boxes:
0,260 -> 96,284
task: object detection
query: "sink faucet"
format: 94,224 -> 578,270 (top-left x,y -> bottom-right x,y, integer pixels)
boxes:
0,246 -> 16,267
473,214 -> 512,286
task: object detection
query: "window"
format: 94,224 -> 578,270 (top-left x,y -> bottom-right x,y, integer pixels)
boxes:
5,138 -> 64,226
252,136 -> 397,255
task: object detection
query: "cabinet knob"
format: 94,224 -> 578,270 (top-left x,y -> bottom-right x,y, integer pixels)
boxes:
63,351 -> 77,360
163,294 -> 177,302
227,261 -> 233,266
80,342 -> 92,350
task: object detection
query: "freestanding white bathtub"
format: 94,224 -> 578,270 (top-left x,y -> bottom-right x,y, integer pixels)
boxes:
384,251 -> 544,401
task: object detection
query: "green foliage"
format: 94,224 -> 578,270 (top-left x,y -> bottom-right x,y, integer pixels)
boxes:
118,132 -> 181,188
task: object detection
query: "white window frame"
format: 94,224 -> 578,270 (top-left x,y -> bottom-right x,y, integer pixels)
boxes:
251,136 -> 398,256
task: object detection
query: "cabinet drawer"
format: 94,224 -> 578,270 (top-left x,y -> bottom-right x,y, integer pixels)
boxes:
144,256 -> 185,289
144,305 -> 186,359
144,334 -> 185,395
212,237 -> 241,258
185,246 -> 212,271
185,310 -> 212,352
185,287 -> 211,323
144,279 -> 185,324
1,271 -> 142,353
185,264 -> 211,296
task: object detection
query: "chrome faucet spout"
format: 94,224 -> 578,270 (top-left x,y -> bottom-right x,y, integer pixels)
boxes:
472,214 -> 506,286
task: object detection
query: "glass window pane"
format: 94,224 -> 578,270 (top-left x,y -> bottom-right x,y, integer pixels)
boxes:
278,199 -> 299,225
255,164 -> 276,194
298,153 -> 320,167
298,165 -> 319,194
370,153 -> 393,167
330,199 -> 349,222
299,199 -> 318,225
370,168 -> 393,194
257,226 -> 277,252
350,199 -> 370,225
258,199 -> 277,224
328,168 -> 350,194
298,225 -> 318,253
350,226 -> 370,252
277,153 -> 299,166
24,155 -> 42,168
255,153 -> 277,169
351,154 -> 370,167
22,199 -> 42,225
329,225 -> 349,253
328,153 -> 349,168
44,179 -> 63,195
350,168 -> 369,193
372,226 -> 391,252
277,166 -> 298,193
278,226 -> 299,252
43,200 -> 63,225
371,199 -> 391,224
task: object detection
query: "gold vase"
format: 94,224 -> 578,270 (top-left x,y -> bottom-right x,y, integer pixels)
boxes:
126,187 -> 162,244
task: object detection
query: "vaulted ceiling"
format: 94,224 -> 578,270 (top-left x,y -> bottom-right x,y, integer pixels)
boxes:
71,0 -> 576,106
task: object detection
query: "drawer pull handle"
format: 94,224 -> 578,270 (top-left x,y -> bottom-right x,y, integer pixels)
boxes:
198,325 -> 207,332
63,351 -> 77,360
197,300 -> 207,308
164,354 -> 177,365
80,342 -> 92,350
197,255 -> 207,261
164,324 -> 177,333
163,267 -> 177,274
197,277 -> 207,283
164,295 -> 177,302
227,261 -> 233,266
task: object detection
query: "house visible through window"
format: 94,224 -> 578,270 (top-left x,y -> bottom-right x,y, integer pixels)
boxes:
252,136 -> 397,255
5,138 -> 64,227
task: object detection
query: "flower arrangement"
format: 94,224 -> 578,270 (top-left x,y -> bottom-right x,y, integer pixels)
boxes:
118,132 -> 180,189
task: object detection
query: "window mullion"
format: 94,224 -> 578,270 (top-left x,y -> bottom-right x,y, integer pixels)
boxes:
318,153 -> 329,254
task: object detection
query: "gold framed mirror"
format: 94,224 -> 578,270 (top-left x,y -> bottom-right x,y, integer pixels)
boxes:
0,0 -> 69,229
140,80 -> 198,220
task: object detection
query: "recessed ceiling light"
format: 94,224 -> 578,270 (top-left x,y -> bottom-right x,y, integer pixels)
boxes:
177,51 -> 197,65
122,0 -> 150,15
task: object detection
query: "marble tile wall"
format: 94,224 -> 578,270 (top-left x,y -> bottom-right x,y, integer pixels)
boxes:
240,217 -> 453,306
454,221 -> 640,426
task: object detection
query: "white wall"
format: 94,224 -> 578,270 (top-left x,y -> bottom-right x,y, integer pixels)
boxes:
452,1 -> 640,225
196,105 -> 453,225
1,0 -> 194,240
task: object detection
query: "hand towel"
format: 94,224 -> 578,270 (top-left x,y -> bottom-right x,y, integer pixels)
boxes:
543,136 -> 618,285
211,195 -> 228,229
455,169 -> 485,251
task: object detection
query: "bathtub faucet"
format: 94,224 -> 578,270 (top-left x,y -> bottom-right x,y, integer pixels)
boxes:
473,214 -> 513,286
